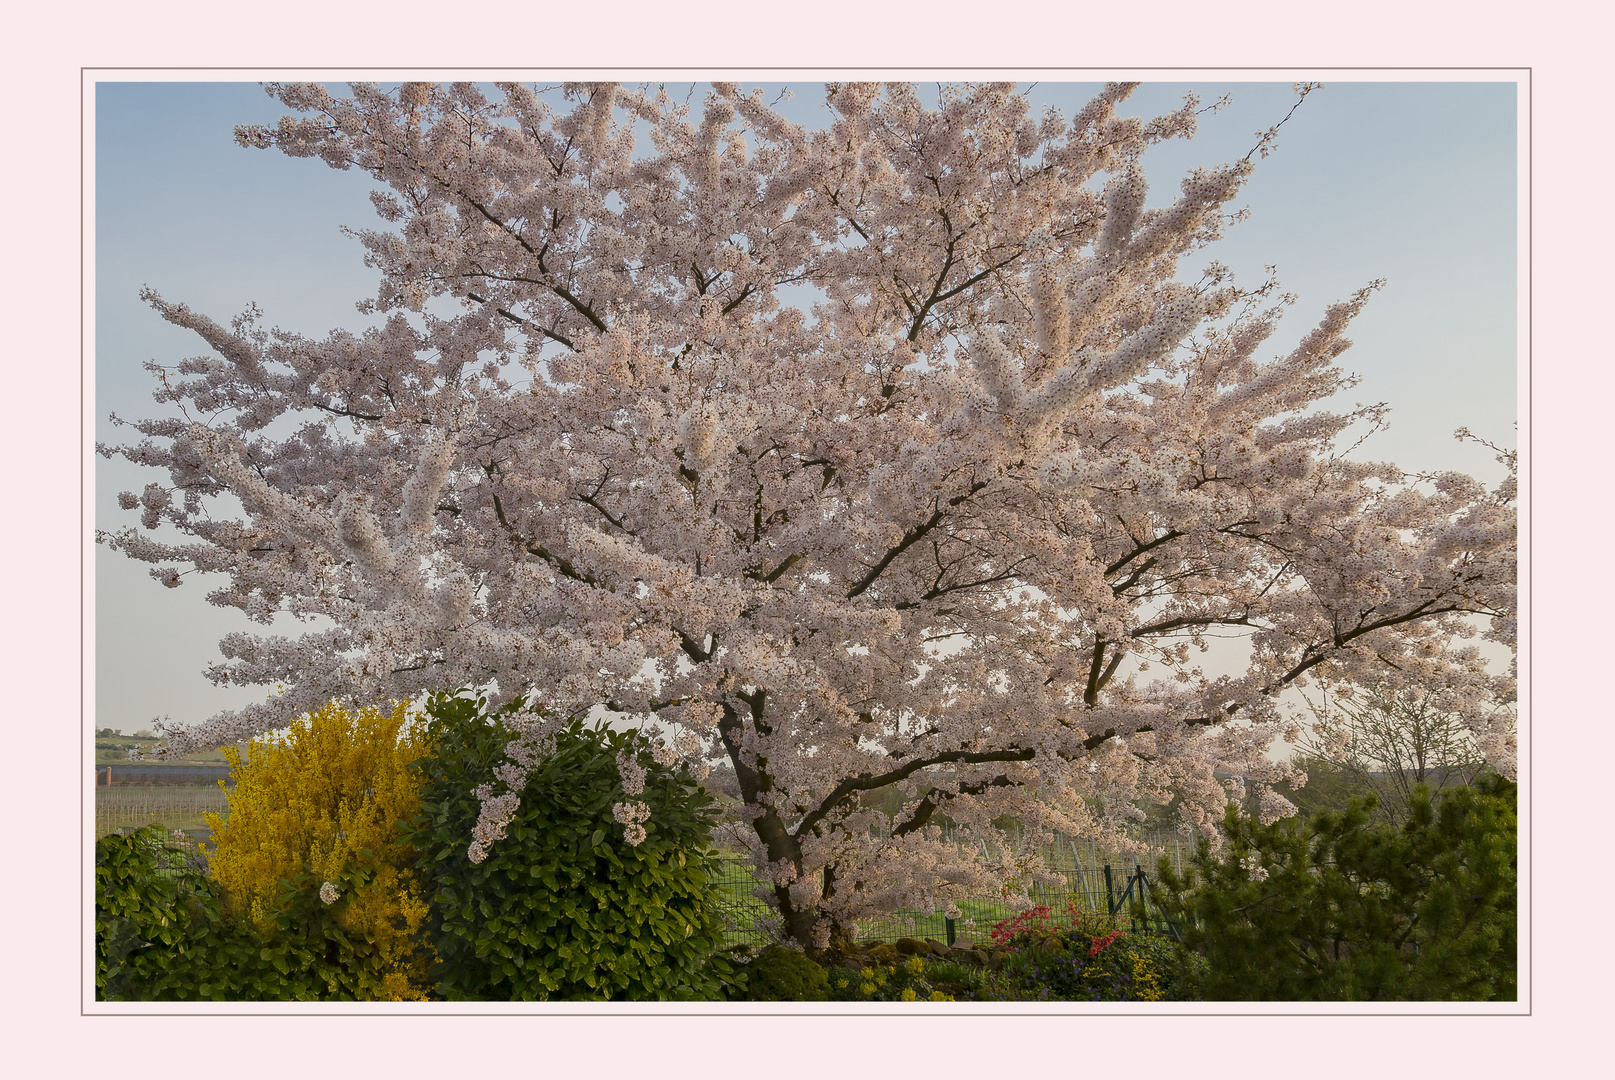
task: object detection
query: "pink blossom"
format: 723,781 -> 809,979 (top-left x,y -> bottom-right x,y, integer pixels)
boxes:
99,81 -> 1516,950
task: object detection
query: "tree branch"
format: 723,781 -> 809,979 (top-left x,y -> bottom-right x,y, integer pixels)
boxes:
466,290 -> 575,349
891,775 -> 1016,837
793,745 -> 1036,840
846,480 -> 989,599
1104,531 -> 1185,577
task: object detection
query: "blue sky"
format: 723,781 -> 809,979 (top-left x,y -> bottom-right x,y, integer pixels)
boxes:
94,78 -> 1520,734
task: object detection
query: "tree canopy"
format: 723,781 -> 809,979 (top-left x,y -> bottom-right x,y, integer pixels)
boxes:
100,81 -> 1516,949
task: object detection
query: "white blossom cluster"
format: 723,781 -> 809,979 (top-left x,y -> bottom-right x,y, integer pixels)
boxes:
612,800 -> 651,847
615,750 -> 646,797
100,81 -> 1516,950
611,748 -> 653,845
319,881 -> 340,905
467,784 -> 522,864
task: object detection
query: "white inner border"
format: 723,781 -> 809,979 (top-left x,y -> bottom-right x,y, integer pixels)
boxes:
83,66 -> 1530,1017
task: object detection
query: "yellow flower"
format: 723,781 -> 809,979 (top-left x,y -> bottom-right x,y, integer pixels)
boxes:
205,699 -> 434,1001
906,956 -> 925,974
836,978 -> 849,989
860,982 -> 877,996
929,991 -> 952,1002
1131,955 -> 1164,1001
900,988 -> 917,1001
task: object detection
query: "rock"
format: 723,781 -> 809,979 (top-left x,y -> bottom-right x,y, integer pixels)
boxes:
866,942 -> 899,963
894,937 -> 926,955
924,938 -> 949,956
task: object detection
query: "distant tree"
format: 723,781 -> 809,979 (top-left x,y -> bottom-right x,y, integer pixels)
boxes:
1297,690 -> 1503,824
1155,773 -> 1517,1001
1275,751 -> 1368,819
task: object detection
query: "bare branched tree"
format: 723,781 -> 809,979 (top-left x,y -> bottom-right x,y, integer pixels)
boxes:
1297,691 -> 1506,824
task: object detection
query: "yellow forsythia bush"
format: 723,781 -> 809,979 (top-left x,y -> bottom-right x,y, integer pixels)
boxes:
204,700 -> 434,1001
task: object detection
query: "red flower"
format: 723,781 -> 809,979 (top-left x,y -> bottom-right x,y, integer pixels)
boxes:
1087,929 -> 1125,957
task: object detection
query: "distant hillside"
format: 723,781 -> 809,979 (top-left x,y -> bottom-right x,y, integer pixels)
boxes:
93,729 -> 246,766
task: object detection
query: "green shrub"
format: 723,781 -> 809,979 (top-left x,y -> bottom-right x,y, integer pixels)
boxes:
407,691 -> 731,1001
98,826 -> 229,1000
1155,773 -> 1517,1001
743,945 -> 832,1001
96,825 -> 409,1000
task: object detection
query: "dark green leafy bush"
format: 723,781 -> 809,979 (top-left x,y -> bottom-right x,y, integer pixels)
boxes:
407,692 -> 730,1001
742,945 -> 831,1001
1155,774 -> 1517,1001
97,826 -> 230,1000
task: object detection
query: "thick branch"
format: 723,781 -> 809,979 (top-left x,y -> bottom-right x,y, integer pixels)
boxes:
1132,614 -> 1256,638
676,628 -> 714,663
1083,639 -> 1109,707
892,559 -> 1031,611
745,552 -> 805,584
575,491 -> 631,533
490,491 -> 598,586
793,745 -> 1036,840
891,775 -> 1015,837
1104,530 -> 1185,577
846,480 -> 988,599
466,290 -> 575,349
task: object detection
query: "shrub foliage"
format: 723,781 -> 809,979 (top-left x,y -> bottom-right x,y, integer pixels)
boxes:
407,692 -> 730,1000
96,826 -> 423,1001
825,954 -> 956,1002
1155,774 -> 1517,1001
969,904 -> 1205,1001
741,945 -> 832,1001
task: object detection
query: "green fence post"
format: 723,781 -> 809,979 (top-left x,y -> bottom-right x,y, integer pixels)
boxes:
1136,866 -> 1149,930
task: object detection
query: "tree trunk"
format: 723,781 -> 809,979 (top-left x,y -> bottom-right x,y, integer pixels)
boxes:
717,697 -> 819,950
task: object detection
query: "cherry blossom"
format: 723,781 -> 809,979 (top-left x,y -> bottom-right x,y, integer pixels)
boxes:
99,81 -> 1515,950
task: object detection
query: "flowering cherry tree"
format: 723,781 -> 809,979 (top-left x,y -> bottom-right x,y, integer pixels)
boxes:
101,81 -> 1516,951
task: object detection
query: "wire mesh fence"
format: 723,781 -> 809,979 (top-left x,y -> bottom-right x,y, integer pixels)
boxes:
708,828 -> 1193,948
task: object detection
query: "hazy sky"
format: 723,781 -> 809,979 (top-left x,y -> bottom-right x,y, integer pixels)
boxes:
93,78 -> 1519,734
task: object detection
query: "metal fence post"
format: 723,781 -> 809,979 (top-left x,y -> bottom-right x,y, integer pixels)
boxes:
1136,866 -> 1149,929
945,917 -> 956,946
1103,863 -> 1114,915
